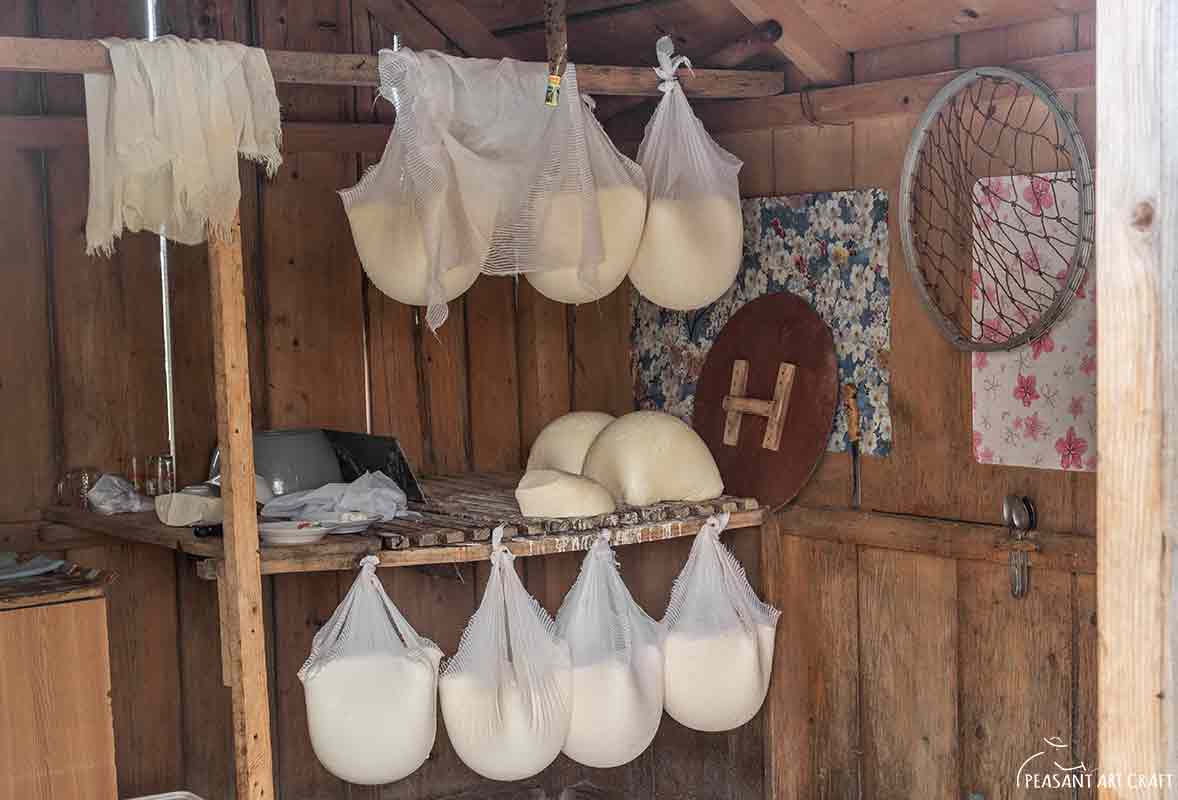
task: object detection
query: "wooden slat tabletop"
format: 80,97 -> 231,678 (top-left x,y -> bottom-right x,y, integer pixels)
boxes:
42,473 -> 765,580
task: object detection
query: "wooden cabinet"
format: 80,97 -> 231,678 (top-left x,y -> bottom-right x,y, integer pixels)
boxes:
0,594 -> 119,800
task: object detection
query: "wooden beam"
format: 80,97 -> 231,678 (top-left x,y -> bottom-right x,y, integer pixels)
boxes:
774,506 -> 1096,574
0,35 -> 783,97
207,213 -> 273,800
195,507 -> 767,579
400,0 -> 515,58
608,48 -> 1094,139
582,63 -> 782,98
707,18 -> 784,68
0,115 -> 393,152
1097,0 -> 1178,783
726,0 -> 850,84
358,0 -> 451,52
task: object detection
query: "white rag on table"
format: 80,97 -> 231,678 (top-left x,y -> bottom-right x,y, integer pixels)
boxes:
83,35 -> 282,256
261,471 -> 414,522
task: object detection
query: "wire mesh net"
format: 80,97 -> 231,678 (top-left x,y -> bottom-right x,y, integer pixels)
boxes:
904,69 -> 1093,351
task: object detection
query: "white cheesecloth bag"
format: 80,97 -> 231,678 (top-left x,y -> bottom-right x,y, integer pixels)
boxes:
662,513 -> 780,732
440,526 -> 572,781
526,96 -> 647,304
298,556 -> 443,785
340,48 -> 603,329
556,532 -> 664,768
630,36 -> 744,311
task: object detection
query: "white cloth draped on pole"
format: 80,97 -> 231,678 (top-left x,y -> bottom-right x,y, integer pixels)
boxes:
83,35 -> 283,256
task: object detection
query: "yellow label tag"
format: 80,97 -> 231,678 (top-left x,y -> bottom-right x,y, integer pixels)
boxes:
544,73 -> 562,107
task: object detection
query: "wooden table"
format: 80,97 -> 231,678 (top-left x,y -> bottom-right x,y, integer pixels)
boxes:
44,472 -> 765,580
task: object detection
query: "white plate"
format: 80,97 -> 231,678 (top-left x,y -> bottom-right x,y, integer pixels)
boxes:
299,511 -> 382,535
259,521 -> 329,546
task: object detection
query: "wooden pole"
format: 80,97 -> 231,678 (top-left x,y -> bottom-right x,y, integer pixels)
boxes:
208,213 -> 274,800
0,35 -> 784,98
1097,0 -> 1178,789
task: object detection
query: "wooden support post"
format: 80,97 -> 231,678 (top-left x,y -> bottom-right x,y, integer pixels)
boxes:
1098,0 -> 1178,786
208,213 -> 274,800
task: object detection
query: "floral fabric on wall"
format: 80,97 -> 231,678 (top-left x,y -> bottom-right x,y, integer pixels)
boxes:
970,173 -> 1097,471
632,189 -> 892,455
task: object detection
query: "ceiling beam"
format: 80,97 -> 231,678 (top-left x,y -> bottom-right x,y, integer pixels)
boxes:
707,18 -> 784,68
726,0 -> 850,85
400,0 -> 518,58
360,0 -> 450,51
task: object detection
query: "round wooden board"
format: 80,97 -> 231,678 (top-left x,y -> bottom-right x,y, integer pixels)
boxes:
693,292 -> 838,508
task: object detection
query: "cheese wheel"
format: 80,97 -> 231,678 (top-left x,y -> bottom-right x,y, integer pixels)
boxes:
526,411 -> 616,475
629,195 -> 743,311
345,199 -> 480,307
525,186 -> 647,304
582,411 -> 723,506
515,470 -> 617,518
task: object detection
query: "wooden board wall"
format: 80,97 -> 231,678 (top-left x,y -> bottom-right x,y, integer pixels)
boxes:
22,1 -> 187,797
687,13 -> 1098,799
0,0 -> 55,520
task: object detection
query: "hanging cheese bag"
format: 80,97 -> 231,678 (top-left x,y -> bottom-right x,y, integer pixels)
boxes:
526,96 -> 647,304
630,36 -> 744,311
662,513 -> 780,732
299,556 -> 443,785
338,78 -> 485,326
440,527 -> 572,780
341,47 -> 603,330
556,533 -> 664,768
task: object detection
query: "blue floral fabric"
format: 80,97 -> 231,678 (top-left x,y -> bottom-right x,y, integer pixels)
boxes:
632,190 -> 892,455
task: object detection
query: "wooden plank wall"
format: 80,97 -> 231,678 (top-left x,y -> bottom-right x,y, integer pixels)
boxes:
11,0 -> 190,797
680,12 -> 1097,799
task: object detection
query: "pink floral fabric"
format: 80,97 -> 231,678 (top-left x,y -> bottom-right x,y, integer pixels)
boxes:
971,174 -> 1097,472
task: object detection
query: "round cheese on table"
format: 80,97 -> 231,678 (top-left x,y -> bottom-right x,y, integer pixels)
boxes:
526,411 -> 616,475
515,470 -> 617,518
582,410 -> 723,506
